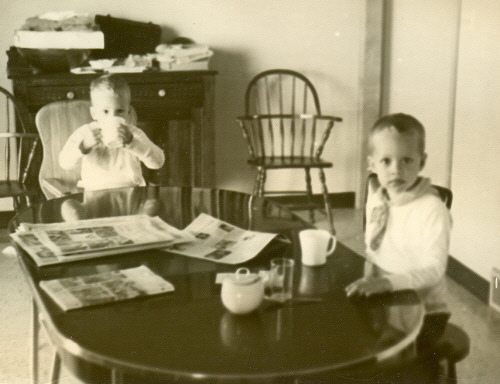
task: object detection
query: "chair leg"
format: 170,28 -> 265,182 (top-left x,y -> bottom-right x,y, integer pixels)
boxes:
319,169 -> 335,234
255,167 -> 267,197
305,167 -> 315,223
13,196 -> 21,213
446,360 -> 458,384
252,169 -> 260,196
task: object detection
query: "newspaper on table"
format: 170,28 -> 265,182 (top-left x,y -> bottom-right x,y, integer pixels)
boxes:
40,265 -> 174,311
12,215 -> 194,266
163,213 -> 278,264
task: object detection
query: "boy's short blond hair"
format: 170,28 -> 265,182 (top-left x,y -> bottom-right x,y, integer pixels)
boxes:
90,74 -> 131,102
369,113 -> 426,154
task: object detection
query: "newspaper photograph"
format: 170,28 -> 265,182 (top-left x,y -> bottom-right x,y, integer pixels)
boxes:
39,265 -> 174,311
12,215 -> 194,266
163,213 -> 278,264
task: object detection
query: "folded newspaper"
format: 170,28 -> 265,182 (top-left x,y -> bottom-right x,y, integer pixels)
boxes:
40,265 -> 174,311
12,215 -> 194,266
13,213 -> 280,267
162,213 -> 279,264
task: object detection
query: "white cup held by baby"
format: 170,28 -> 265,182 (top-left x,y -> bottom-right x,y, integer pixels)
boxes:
101,116 -> 126,148
299,229 -> 337,266
221,268 -> 264,315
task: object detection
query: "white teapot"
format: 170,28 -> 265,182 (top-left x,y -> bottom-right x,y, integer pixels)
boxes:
221,268 -> 264,315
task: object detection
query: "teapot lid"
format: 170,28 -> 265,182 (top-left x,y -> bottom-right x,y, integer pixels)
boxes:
224,268 -> 261,286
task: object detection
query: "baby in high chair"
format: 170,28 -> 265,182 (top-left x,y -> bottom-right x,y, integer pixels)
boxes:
59,74 -> 165,191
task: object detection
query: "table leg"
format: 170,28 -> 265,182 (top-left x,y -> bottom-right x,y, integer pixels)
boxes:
31,300 -> 39,384
112,369 -> 124,384
50,353 -> 61,384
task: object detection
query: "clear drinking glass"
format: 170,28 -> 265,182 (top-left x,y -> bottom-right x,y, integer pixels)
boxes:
265,258 -> 295,303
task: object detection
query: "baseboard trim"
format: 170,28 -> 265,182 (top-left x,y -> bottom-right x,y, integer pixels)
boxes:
0,211 -> 14,229
267,192 -> 355,209
447,255 -> 489,303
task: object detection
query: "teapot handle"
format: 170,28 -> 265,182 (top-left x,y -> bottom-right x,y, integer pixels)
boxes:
235,267 -> 250,279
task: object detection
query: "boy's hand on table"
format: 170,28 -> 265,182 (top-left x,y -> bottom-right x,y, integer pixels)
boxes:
345,277 -> 392,297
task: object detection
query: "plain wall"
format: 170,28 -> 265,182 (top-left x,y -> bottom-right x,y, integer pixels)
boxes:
450,0 -> 500,280
386,0 -> 500,281
384,0 -> 459,187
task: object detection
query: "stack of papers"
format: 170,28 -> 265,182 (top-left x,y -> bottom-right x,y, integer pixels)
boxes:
40,265 -> 174,311
154,43 -> 213,71
12,213 -> 281,267
14,30 -> 104,49
12,215 -> 193,266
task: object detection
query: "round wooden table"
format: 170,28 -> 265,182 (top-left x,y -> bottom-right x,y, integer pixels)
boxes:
11,186 -> 424,383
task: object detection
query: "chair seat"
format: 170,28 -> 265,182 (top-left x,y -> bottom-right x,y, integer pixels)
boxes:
248,157 -> 333,169
419,322 -> 470,363
0,181 -> 38,198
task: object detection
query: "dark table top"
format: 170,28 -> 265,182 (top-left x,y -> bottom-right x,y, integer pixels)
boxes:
10,186 -> 424,383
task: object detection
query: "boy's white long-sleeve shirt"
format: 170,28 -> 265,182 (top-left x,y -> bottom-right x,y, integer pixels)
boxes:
59,123 -> 165,191
365,192 -> 452,312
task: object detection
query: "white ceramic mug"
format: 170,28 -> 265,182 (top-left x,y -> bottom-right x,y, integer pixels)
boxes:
299,229 -> 337,266
100,116 -> 126,148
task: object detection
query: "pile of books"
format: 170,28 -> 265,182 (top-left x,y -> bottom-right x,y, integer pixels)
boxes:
153,43 -> 213,71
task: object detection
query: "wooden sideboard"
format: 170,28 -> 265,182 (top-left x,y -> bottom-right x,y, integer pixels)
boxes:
8,69 -> 216,188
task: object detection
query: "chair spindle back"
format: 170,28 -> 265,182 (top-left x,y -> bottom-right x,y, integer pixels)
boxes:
245,69 -> 321,117
239,114 -> 335,162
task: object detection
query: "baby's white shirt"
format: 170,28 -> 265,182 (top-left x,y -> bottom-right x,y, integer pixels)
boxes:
59,123 -> 165,191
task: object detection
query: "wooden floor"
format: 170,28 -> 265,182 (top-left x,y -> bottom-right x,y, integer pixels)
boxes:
1,208 -> 499,383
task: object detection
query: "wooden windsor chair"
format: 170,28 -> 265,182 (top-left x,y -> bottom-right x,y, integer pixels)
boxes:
0,86 -> 40,212
239,69 -> 342,233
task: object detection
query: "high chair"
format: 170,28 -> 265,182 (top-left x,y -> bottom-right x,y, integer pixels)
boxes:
239,69 -> 342,234
35,100 -> 137,199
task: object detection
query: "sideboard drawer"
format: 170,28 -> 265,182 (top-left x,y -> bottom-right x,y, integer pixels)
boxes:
27,86 -> 89,106
25,82 -> 204,114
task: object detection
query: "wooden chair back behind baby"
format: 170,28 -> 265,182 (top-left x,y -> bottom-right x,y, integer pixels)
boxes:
35,100 -> 137,199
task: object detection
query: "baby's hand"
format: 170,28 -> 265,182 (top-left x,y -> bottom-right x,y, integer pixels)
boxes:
345,277 -> 392,297
117,124 -> 133,146
81,124 -> 102,152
